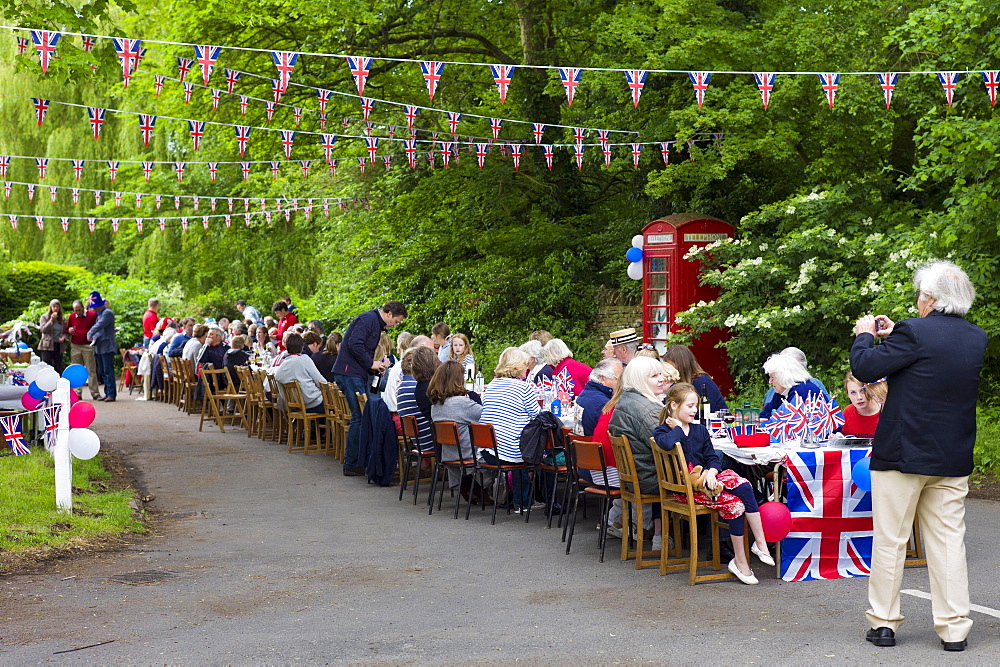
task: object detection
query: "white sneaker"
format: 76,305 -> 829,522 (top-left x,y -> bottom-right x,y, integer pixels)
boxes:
605,522 -> 623,539
651,535 -> 662,551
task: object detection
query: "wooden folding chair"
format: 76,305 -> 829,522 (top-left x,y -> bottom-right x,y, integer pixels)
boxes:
198,367 -> 246,434
469,422 -> 529,525
355,391 -> 368,415
428,421 -> 476,519
118,348 -> 140,394
651,440 -> 736,584
320,382 -> 344,459
279,380 -> 326,454
609,434 -> 662,569
564,440 -> 621,562
175,359 -> 199,414
158,355 -> 174,404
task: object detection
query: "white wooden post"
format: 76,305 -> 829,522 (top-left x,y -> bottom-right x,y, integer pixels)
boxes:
51,377 -> 72,512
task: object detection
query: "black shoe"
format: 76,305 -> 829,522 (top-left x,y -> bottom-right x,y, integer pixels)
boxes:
342,466 -> 366,477
102,396 -> 116,402
866,627 -> 895,647
942,639 -> 967,652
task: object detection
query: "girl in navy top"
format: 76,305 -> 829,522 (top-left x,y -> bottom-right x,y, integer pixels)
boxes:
653,383 -> 773,585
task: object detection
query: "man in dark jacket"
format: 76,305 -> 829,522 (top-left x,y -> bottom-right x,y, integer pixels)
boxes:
851,260 -> 986,653
576,359 -> 623,436
334,301 -> 407,476
86,291 -> 117,402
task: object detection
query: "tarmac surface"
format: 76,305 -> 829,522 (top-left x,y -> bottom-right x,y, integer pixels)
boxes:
1,392 -> 999,663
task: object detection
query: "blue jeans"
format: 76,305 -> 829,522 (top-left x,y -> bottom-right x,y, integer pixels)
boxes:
96,351 -> 116,398
335,373 -> 369,468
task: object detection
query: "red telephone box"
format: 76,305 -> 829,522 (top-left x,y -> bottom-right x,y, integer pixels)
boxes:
641,213 -> 735,397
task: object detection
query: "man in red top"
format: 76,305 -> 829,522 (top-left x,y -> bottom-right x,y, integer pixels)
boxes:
67,299 -> 100,400
273,300 -> 298,350
142,298 -> 160,348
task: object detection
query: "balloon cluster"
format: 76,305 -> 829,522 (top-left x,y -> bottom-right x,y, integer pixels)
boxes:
625,235 -> 644,280
19,363 -> 101,460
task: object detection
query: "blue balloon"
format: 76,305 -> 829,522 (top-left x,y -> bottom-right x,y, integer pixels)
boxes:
62,363 -> 89,388
852,457 -> 872,492
28,381 -> 47,399
16,341 -> 29,350
625,247 -> 644,263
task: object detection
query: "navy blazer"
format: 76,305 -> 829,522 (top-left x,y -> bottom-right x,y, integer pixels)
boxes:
333,309 -> 386,379
850,310 -> 986,477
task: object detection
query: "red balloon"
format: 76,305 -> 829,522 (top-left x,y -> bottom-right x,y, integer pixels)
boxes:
20,392 -> 43,410
68,401 -> 97,428
69,392 -> 81,405
759,501 -> 792,542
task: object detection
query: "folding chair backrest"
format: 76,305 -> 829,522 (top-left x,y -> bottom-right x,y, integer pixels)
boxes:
468,422 -> 498,452
432,421 -> 461,447
400,414 -> 420,440
574,440 -> 608,473
651,438 -> 693,497
281,380 -> 307,415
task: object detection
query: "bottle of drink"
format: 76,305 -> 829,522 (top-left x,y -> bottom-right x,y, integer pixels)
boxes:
465,368 -> 474,391
550,396 -> 562,417
474,370 -> 484,394
701,389 -> 711,425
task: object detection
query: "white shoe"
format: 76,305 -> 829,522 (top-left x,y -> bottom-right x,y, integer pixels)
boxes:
751,543 -> 775,567
605,522 -> 623,539
651,535 -> 662,551
728,559 -> 758,585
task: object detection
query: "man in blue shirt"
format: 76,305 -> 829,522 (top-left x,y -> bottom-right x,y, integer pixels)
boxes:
576,359 -> 623,436
334,301 -> 407,475
236,300 -> 263,326
168,318 -> 194,357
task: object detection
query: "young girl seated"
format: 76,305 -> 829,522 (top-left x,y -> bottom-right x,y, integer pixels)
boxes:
841,372 -> 886,438
653,383 -> 773,585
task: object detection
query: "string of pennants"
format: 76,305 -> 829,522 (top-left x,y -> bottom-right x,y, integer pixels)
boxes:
2,201 -> 371,233
12,26 -> 1000,117
0,405 -> 61,455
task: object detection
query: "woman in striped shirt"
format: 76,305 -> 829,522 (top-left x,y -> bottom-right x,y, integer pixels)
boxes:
480,347 -> 541,511
396,346 -> 440,453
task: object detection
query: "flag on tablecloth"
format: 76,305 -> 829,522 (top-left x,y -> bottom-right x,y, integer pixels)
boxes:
781,448 -> 872,581
1,414 -> 30,455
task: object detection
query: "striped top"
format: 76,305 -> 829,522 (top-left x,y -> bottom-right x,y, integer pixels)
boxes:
397,376 -> 433,451
480,377 -> 540,461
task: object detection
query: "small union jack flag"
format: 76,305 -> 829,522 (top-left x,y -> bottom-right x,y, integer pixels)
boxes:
153,74 -> 165,96
135,218 -> 143,233
158,217 -> 166,232
320,133 -> 337,162
659,142 -> 670,166
601,143 -> 612,167
208,162 -> 218,182
181,217 -> 189,231
183,81 -> 194,104
319,112 -> 328,130
489,118 -> 503,140
630,143 -> 642,168
624,70 -> 647,108
573,144 -> 585,169
87,217 -> 96,232
270,160 -> 281,180
235,125 -> 251,156
271,51 -> 299,92
689,71 -> 711,108
32,98 -> 49,127
0,156 -> 9,178
404,105 -> 418,135
192,195 -> 200,212
176,56 -> 194,83
240,162 -> 250,181
280,130 -> 296,159
224,214 -> 231,229
439,142 -> 452,168
81,34 -> 95,52
49,185 -> 57,203
510,144 -> 522,171
154,193 -> 161,209
559,67 -> 583,106
938,71 -> 961,107
113,191 -> 122,207
93,190 -> 101,206
364,122 -> 373,137
489,64 -> 516,104
70,159 -> 84,180
142,161 -> 153,182
193,44 -> 221,86
27,183 -> 36,200
271,78 -> 283,104
1,415 -> 30,455
107,160 -> 120,182
135,193 -> 143,208
35,215 -> 44,231
112,38 -> 142,87
475,143 -> 489,169
244,211 -> 252,226
317,88 -> 332,114
364,136 -> 379,161
982,71 -> 1000,106
224,68 -> 241,95
292,107 -> 302,127
188,120 -> 206,151
360,97 -> 374,121
572,127 -> 586,144
542,144 -> 554,170
16,36 -> 29,54
446,112 -> 462,135
227,197 -> 234,212
300,160 -> 310,179
8,213 -> 16,228
174,161 -> 186,182
265,101 -> 277,122
343,116 -> 351,128
211,89 -> 221,111
202,216 -> 209,230
29,29 -> 61,74
877,73 -> 898,109
753,72 -> 777,110
138,114 -> 156,147
239,95 -> 248,116
818,73 -> 840,109
346,56 -> 372,96
387,124 -> 396,139
111,218 -> 119,233
87,107 -> 105,140
35,158 -> 48,180
60,216 -> 69,231
403,139 -> 417,169
420,61 -> 445,100
382,155 -> 391,171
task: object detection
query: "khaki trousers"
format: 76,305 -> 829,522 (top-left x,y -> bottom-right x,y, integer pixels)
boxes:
70,343 -> 101,399
867,469 -> 972,642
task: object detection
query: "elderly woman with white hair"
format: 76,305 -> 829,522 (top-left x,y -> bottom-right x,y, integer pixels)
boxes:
543,338 -> 593,399
519,339 -> 554,383
759,351 -> 824,419
761,346 -> 830,406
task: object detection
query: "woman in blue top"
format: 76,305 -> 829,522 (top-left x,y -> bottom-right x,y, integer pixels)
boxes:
653,383 -> 773,585
663,345 -> 727,413
760,352 -> 824,419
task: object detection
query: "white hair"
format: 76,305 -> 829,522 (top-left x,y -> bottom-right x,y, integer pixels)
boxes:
914,260 -> 975,316
619,356 -> 663,404
781,346 -> 808,368
763,353 -> 811,391
519,340 -> 546,365
543,338 -> 573,366
590,358 -> 623,382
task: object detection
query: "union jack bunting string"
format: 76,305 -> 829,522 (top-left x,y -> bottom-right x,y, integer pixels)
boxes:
16,35 -> 28,54
754,72 -> 777,110
489,118 -> 503,140
224,68 -> 241,95
176,56 -> 193,83
139,114 -> 156,146
270,78 -> 283,104
0,156 -> 8,178
193,44 -> 221,86
183,81 -> 194,104
510,144 -> 522,170
35,158 -> 47,179
111,37 -> 142,87
877,73 -> 898,109
81,35 -> 95,52
31,98 -> 48,127
211,89 -> 221,111
446,112 -> 462,135
983,71 -> 1000,106
271,51 -> 298,92
689,71 -> 711,108
420,61 -> 445,101
188,120 -> 205,151
153,74 -> 165,96
29,29 -> 60,74
364,136 -> 379,161
235,125 -> 251,155
316,88 -> 332,114
27,183 -> 35,199
489,64 -> 515,104
279,129 -> 295,159
818,73 -> 840,109
87,107 -> 105,140
1,414 -> 30,455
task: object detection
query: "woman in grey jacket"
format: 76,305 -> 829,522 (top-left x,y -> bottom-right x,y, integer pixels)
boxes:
608,356 -> 667,550
428,361 -> 483,491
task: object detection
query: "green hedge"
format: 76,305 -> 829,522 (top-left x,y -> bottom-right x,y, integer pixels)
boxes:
0,261 -> 91,326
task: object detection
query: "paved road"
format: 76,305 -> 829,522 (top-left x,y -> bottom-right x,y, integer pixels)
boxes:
2,394 -> 998,663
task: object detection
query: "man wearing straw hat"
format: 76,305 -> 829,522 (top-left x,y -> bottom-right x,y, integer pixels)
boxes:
609,327 -> 641,366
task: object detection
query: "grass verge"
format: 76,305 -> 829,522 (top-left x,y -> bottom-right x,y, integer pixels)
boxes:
0,448 -> 146,572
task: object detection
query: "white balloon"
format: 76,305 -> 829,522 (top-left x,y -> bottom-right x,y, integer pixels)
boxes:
35,367 -> 60,392
627,261 -> 643,280
631,234 -> 644,249
68,428 -> 101,460
23,365 -> 41,383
